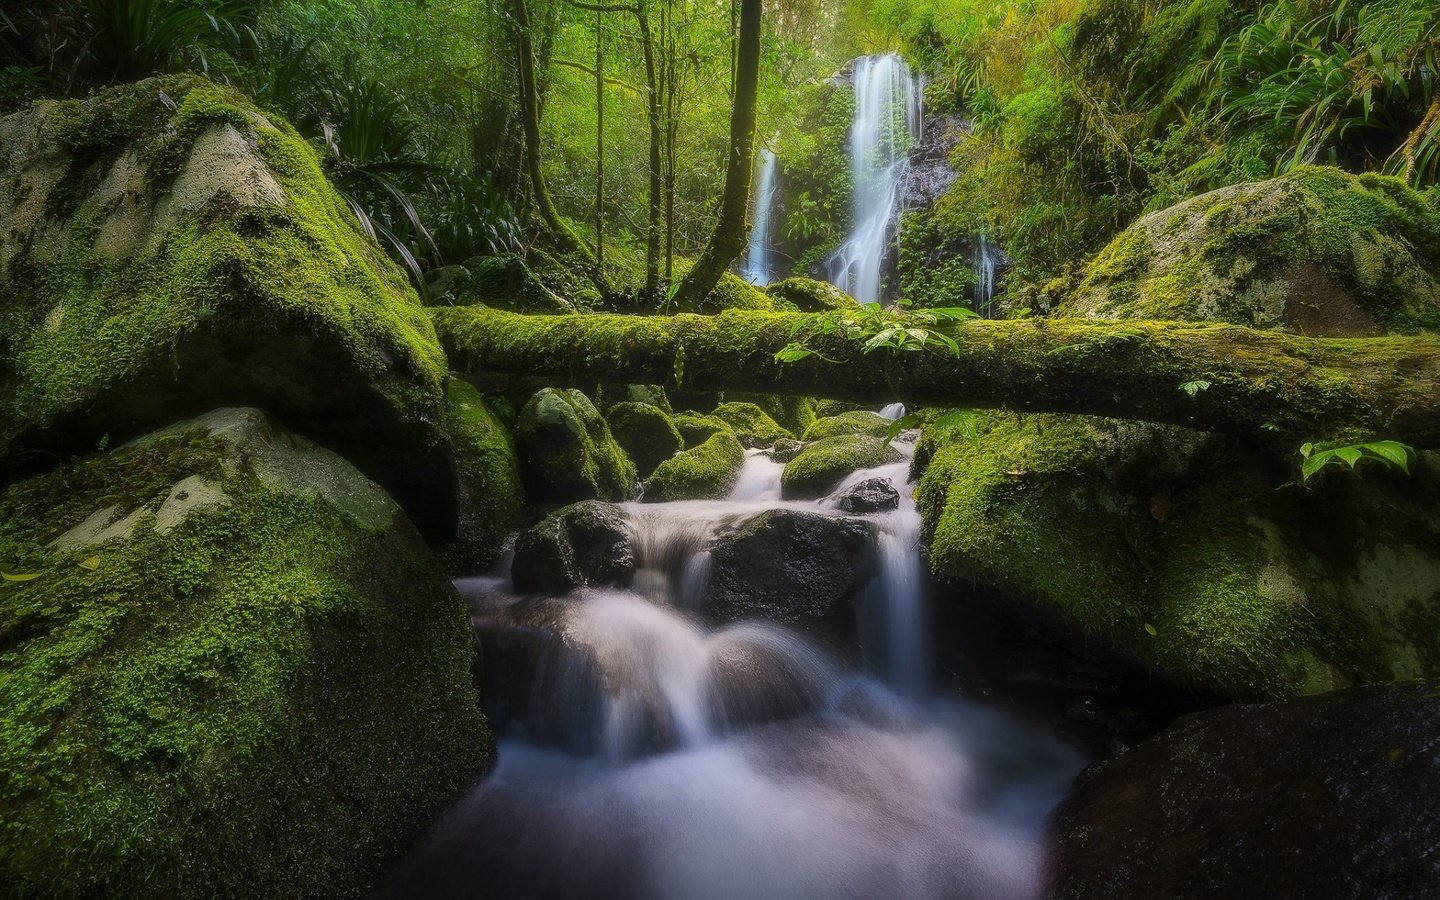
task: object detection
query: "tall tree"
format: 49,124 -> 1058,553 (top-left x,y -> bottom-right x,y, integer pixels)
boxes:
668,0 -> 760,310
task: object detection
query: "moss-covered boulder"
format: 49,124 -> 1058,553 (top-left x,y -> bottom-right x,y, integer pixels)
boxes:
764,277 -> 860,312
596,382 -> 672,413
781,435 -> 903,500
1062,166 -> 1440,334
510,500 -> 635,594
665,267 -> 775,313
919,410 -> 1440,699
801,410 -> 893,441
439,379 -> 525,572
0,77 -> 457,540
0,408 -> 490,897
643,431 -> 745,502
514,388 -> 637,505
606,401 -> 684,478
456,252 -> 576,314
711,401 -> 795,448
724,392 -> 817,436
671,411 -> 736,448
918,169 -> 1440,701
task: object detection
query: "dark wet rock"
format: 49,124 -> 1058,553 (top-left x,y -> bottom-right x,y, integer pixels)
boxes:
703,510 -> 877,639
1047,680 -> 1440,900
511,501 -> 635,594
836,477 -> 900,514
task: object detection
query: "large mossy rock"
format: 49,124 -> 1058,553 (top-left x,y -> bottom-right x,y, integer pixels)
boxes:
801,410 -> 892,441
439,378 -> 525,572
606,401 -> 684,478
0,77 -> 457,540
702,510 -> 877,639
514,388 -> 637,505
764,277 -> 859,312
710,401 -> 794,448
643,431 -> 745,502
1047,681 -> 1440,899
781,434 -> 903,500
919,168 -> 1440,700
0,408 -> 491,897
1062,166 -> 1440,334
671,411 -> 736,448
510,501 -> 635,594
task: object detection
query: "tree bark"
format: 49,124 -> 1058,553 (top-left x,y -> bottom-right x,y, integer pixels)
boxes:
637,3 -> 663,304
511,0 -> 605,285
667,0 -> 760,311
594,9 -> 604,270
432,305 -> 1440,448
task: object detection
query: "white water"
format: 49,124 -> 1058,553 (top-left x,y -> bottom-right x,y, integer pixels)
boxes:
402,413 -> 1083,898
743,148 -> 780,286
973,232 -> 1002,317
828,54 -> 922,305
878,401 -> 906,420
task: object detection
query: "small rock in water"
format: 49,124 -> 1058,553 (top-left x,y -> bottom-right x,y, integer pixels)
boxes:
835,477 -> 900,514
770,438 -> 803,462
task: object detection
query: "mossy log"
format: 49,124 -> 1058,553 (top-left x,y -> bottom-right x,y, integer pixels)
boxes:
434,306 -> 1440,447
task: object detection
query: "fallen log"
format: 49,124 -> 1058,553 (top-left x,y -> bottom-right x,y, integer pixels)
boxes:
432,306 -> 1440,448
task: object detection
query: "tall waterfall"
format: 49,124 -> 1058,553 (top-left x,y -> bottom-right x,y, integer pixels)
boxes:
742,148 -> 780,285
828,54 -> 922,305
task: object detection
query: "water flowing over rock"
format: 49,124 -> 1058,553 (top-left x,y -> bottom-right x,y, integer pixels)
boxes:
827,53 -> 922,305
836,476 -> 901,513
743,147 -> 780,285
511,501 -> 636,594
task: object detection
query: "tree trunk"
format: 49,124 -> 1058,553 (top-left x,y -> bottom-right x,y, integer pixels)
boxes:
594,9 -> 604,270
637,4 -> 663,304
512,0 -> 603,277
432,305 -> 1440,448
668,0 -> 760,311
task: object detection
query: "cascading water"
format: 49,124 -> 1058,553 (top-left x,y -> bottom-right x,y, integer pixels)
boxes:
973,232 -> 1002,318
397,407 -> 1084,899
828,54 -> 922,305
743,148 -> 780,286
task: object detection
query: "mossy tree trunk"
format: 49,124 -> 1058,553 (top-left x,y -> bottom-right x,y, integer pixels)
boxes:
667,0 -> 761,311
433,305 -> 1440,447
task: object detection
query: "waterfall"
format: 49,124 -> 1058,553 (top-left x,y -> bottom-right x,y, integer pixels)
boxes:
973,232 -> 1001,317
742,148 -> 780,285
828,53 -> 922,305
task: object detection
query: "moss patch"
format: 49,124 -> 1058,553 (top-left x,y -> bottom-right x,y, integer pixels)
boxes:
801,410 -> 892,441
781,434 -> 903,499
606,401 -> 684,478
514,388 -> 637,504
710,401 -> 794,448
440,378 -> 525,570
0,413 -> 489,896
671,412 -> 736,449
643,431 -> 745,502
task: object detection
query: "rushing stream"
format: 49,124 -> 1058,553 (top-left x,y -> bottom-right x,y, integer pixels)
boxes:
392,421 -> 1086,899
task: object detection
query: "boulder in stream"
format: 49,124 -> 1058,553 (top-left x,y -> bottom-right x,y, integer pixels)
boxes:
703,510 -> 877,639
511,501 -> 635,594
643,430 -> 745,502
802,410 -> 893,441
711,401 -> 795,448
0,407 -> 490,897
514,388 -> 638,504
438,378 -> 525,572
606,401 -> 684,479
781,435 -> 904,500
1047,680 -> 1440,899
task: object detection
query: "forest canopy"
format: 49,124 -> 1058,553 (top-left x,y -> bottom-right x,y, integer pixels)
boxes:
5,0 -> 1437,300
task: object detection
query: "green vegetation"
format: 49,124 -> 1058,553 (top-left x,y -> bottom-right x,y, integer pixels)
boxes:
781,434 -> 903,499
442,379 -> 526,568
0,410 -> 489,896
514,388 -> 638,504
643,430 -> 745,501
607,400 -> 685,477
711,401 -> 795,448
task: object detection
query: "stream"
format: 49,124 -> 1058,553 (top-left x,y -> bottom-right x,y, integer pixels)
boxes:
391,421 -> 1087,899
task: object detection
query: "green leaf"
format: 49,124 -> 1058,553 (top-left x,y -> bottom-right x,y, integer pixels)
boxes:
79,556 -> 101,571
774,346 -> 814,363
1364,441 -> 1412,473
2,572 -> 41,582
1334,446 -> 1364,468
1143,623 -> 1158,637
1301,448 -> 1333,482
1180,380 -> 1211,397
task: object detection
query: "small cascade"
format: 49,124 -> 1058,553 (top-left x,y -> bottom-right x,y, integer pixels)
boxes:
973,232 -> 1003,317
742,148 -> 780,285
828,53 -> 922,305
413,415 -> 1084,899
878,402 -> 906,420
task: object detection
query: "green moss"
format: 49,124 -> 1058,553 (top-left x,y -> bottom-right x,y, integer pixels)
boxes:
781,434 -> 903,499
606,401 -> 684,478
442,378 -> 526,568
0,420 -> 489,897
643,430 -> 745,502
724,392 -> 816,436
456,252 -> 575,313
764,277 -> 859,312
1064,166 -> 1440,334
671,412 -> 735,448
710,401 -> 794,448
514,388 -> 638,504
801,410 -> 892,441
1,76 -> 446,468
